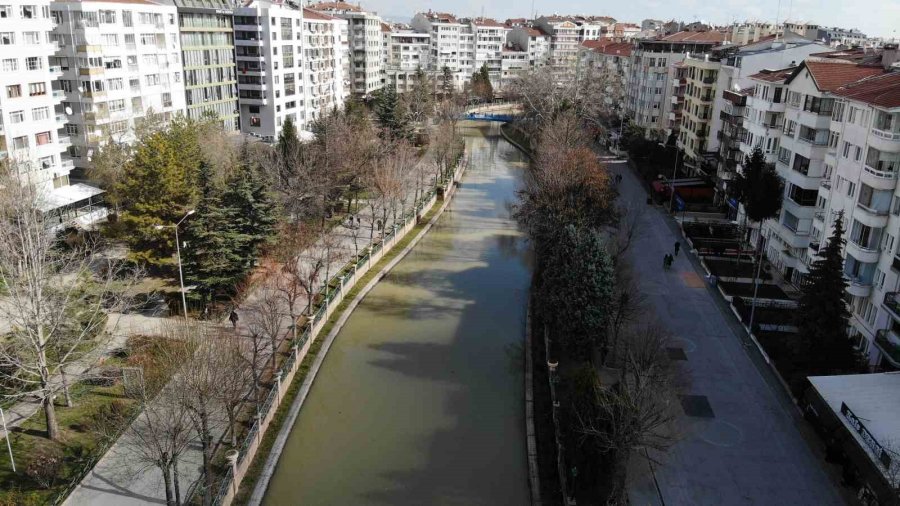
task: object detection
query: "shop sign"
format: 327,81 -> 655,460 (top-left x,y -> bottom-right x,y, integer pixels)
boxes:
841,402 -> 892,468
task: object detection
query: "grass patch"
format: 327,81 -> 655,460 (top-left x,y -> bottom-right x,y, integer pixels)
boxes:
719,281 -> 791,300
232,203 -> 443,503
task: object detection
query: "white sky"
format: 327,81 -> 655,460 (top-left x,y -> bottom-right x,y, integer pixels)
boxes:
360,0 -> 898,39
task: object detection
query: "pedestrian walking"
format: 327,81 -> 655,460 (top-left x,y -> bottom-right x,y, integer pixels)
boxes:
674,241 -> 681,256
229,310 -> 239,329
662,254 -> 669,270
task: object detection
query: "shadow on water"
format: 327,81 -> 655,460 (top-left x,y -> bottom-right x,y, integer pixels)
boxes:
262,124 -> 532,506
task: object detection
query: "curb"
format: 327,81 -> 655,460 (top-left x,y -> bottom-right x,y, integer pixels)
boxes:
247,164 -> 468,505
524,304 -> 542,506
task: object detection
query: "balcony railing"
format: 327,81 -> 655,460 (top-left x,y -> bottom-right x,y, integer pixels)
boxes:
875,329 -> 900,368
872,128 -> 900,141
864,164 -> 898,180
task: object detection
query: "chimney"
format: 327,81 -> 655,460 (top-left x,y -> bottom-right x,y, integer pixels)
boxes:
883,43 -> 899,70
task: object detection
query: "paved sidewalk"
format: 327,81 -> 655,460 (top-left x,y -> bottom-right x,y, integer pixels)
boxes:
609,159 -> 845,506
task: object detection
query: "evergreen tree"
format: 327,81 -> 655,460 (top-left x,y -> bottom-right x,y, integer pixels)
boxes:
222,149 -> 277,269
471,64 -> 494,103
275,116 -> 301,187
441,66 -> 454,97
731,148 -> 783,224
541,225 -> 615,362
182,163 -> 248,306
116,126 -> 200,266
374,86 -> 411,140
795,212 -> 865,376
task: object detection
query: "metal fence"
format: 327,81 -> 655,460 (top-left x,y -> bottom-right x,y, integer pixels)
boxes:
207,164 -> 460,505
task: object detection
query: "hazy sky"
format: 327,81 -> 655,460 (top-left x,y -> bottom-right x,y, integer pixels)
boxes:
361,0 -> 898,39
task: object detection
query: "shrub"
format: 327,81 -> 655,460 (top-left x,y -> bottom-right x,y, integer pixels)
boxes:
24,448 -> 64,489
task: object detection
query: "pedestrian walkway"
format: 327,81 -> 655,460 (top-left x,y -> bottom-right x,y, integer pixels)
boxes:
609,159 -> 844,506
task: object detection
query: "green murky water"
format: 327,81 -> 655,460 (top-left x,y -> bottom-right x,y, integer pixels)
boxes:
262,123 -> 531,506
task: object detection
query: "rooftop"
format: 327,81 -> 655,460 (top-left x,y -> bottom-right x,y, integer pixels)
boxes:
419,10 -> 457,24
658,30 -> 727,43
748,66 -> 797,83
799,59 -> 885,91
303,7 -> 337,21
833,72 -> 900,109
471,17 -> 504,28
308,1 -> 361,12
809,372 -> 900,484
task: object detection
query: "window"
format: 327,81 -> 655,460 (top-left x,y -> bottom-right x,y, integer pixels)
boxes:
145,74 -> 160,86
791,154 -> 810,175
98,9 -> 115,23
35,131 -> 51,146
855,146 -> 862,162
847,181 -> 856,198
129,78 -> 140,91
0,6 -> 9,18
25,56 -> 42,71
28,82 -> 46,96
23,31 -> 39,44
101,34 -> 118,46
108,99 -> 125,112
12,136 -> 28,150
106,78 -> 123,90
19,5 -> 36,18
6,84 -> 20,98
65,124 -> 78,135
31,107 -> 49,121
0,32 -> 14,45
250,116 -> 261,127
9,110 -> 24,123
842,141 -> 851,158
162,92 -> 171,107
1,58 -> 16,71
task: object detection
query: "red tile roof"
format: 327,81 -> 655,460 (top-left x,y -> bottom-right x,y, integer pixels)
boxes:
581,39 -> 614,50
308,1 -> 361,12
524,27 -> 548,37
748,67 -> 797,83
472,17 -> 504,28
832,72 -> 900,109
659,30 -> 726,43
800,60 -> 886,92
598,42 -> 633,57
380,22 -> 392,33
304,8 -> 337,21
420,11 -> 457,23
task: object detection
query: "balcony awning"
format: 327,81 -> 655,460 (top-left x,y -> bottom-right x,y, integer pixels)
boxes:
38,183 -> 104,213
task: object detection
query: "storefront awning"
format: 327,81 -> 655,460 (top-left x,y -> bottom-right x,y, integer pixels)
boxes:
38,183 -> 105,213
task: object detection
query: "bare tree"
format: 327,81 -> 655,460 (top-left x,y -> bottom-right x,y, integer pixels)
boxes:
431,121 -> 463,182
213,330 -> 252,448
244,282 -> 286,373
272,223 -> 315,341
606,261 -> 647,366
0,167 -> 134,440
610,202 -> 647,260
577,324 -> 677,504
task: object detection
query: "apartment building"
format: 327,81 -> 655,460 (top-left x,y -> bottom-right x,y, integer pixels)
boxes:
506,26 -> 550,69
500,49 -> 528,91
678,55 -> 719,163
625,30 -> 725,137
302,8 -> 346,121
752,60 -> 885,290
814,70 -> 899,367
383,28 -> 430,93
310,2 -> 382,97
163,0 -> 238,131
0,0 -> 104,230
470,18 -> 505,88
51,0 -> 186,172
533,16 -> 580,83
410,11 -> 474,90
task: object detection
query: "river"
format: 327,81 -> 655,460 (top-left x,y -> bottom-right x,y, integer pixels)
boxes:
261,122 -> 532,505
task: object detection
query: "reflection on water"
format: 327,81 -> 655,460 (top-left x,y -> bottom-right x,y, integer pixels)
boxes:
262,123 -> 531,506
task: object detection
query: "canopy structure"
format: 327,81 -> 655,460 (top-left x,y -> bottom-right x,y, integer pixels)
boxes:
37,183 -> 105,213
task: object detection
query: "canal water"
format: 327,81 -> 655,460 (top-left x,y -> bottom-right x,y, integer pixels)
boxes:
262,122 -> 532,505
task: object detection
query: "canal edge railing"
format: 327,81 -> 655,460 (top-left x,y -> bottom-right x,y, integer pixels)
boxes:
239,159 -> 470,506
525,305 -> 543,506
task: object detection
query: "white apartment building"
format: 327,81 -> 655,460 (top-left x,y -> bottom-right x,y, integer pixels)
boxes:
500,49 -> 528,91
383,28 -> 430,92
234,2 -> 345,141
51,0 -> 186,172
625,31 -> 725,136
310,1 -> 382,97
470,18 -> 505,89
533,16 -> 580,83
411,11 -> 473,90
507,26 -> 550,69
0,0 -> 103,230
813,70 -> 899,368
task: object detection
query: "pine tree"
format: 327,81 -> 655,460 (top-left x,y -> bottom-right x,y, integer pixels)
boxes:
441,66 -> 454,97
275,116 -> 301,187
374,86 -> 411,140
182,163 -> 248,306
222,149 -> 277,270
541,225 -> 615,362
116,128 -> 199,266
471,64 -> 494,103
795,212 -> 865,376
731,148 -> 783,224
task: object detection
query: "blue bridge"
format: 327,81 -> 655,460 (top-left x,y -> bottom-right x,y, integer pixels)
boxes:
462,113 -> 519,122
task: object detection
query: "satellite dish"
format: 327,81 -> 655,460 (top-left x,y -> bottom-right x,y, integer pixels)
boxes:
65,106 -> 73,115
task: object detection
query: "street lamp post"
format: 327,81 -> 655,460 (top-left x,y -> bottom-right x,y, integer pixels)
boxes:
658,142 -> 681,213
155,210 -> 195,319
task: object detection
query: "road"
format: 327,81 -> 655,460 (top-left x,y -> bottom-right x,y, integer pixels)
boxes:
609,159 -> 845,506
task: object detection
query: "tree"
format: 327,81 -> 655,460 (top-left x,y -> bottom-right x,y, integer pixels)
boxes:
541,225 -> 615,362
213,331 -> 251,448
440,66 -> 455,97
577,324 -> 676,504
182,163 -> 248,308
88,137 -> 133,210
470,64 -> 494,103
401,67 -> 434,125
221,148 -> 277,269
731,148 -> 783,225
794,212 -> 865,376
274,116 -> 302,191
115,118 -> 203,266
244,282 -> 287,373
0,168 -> 133,440
374,86 -> 411,140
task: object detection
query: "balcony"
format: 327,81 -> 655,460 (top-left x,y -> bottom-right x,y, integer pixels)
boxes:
872,127 -> 900,141
52,89 -> 65,101
844,273 -> 873,297
49,65 -> 63,77
846,239 -> 881,264
875,329 -> 900,368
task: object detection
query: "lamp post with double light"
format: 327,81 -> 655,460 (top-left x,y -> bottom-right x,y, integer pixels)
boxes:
155,210 -> 195,319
